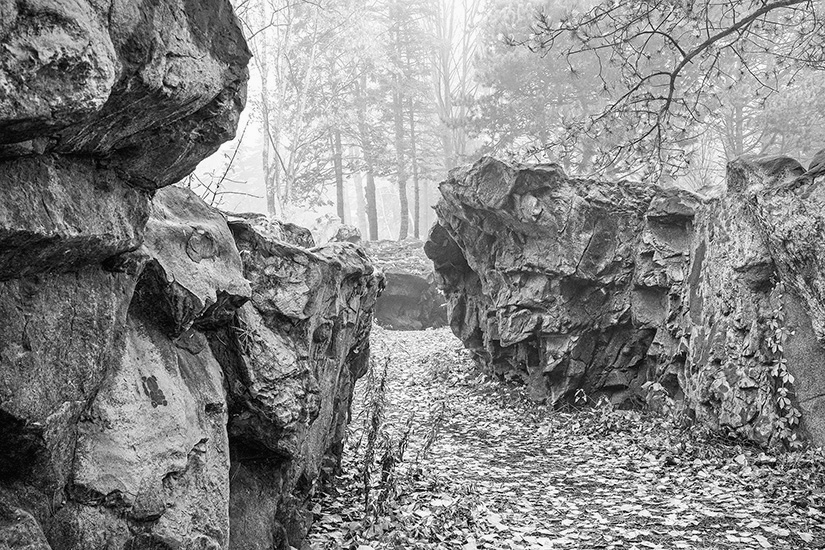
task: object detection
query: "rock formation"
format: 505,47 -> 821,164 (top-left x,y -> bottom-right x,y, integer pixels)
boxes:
330,224 -> 362,244
427,156 -> 825,448
363,239 -> 447,330
0,2 -> 381,548
223,211 -> 317,249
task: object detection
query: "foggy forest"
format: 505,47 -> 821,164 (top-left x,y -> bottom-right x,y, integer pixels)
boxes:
5,0 -> 825,548
189,0 -> 825,241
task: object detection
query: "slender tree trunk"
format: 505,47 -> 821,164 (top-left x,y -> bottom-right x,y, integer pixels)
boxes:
391,5 -> 409,240
353,169 -> 367,236
393,84 -> 409,240
422,179 -> 430,233
440,69 -> 455,171
257,1 -> 278,217
262,122 -> 278,217
408,97 -> 421,239
332,129 -> 345,223
365,170 -> 378,240
273,152 -> 282,216
734,103 -> 744,157
356,73 -> 379,240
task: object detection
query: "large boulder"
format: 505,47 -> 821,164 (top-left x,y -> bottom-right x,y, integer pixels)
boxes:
0,185 -> 381,549
0,2 -> 381,548
212,220 -> 380,549
0,185 -> 248,549
427,158 -> 668,404
363,239 -> 447,330
0,0 -> 250,189
427,156 -> 825,447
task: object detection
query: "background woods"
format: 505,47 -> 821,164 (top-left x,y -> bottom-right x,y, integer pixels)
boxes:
187,0 -> 825,236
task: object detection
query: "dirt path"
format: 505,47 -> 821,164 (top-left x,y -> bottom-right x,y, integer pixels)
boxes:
309,327 -> 825,550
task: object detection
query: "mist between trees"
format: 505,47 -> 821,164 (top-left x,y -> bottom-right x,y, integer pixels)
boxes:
183,0 -> 825,241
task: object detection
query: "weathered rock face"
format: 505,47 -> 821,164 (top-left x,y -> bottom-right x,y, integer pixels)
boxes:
0,185 -> 381,549
427,156 -> 825,447
0,3 -> 381,548
427,159 -> 667,403
212,220 -> 380,550
363,239 -> 447,330
223,212 -> 317,249
0,0 -> 250,189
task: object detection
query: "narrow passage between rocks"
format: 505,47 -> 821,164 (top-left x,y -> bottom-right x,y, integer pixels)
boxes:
309,327 -> 825,550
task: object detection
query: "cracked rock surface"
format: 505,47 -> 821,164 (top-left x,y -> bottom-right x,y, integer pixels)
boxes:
0,2 -> 381,548
0,0 -> 251,189
427,156 -> 825,447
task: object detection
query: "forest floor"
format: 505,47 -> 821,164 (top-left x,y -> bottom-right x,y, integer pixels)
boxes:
307,326 -> 825,550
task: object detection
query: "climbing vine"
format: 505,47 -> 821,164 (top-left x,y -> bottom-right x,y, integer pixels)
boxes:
767,282 -> 803,449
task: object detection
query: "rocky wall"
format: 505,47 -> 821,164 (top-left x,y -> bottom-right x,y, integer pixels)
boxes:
0,2 -> 381,548
363,239 -> 447,330
426,156 -> 825,447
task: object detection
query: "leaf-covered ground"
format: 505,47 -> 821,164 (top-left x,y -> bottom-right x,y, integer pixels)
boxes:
308,326 -> 825,550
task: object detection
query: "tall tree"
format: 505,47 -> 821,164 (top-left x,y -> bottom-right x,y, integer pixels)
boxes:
472,0 -> 611,174
331,128 -> 345,222
522,0 -> 825,179
408,96 -> 422,238
389,0 -> 410,239
356,71 -> 380,239
426,0 -> 486,171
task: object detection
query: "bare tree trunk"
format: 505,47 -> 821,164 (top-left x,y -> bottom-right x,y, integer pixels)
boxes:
408,97 -> 421,239
733,103 -> 744,158
332,129 -> 345,223
422,179 -> 430,232
427,0 -> 481,171
393,83 -> 409,240
356,73 -> 379,240
257,1 -> 278,217
353,168 -> 368,235
262,122 -> 278,217
365,169 -> 378,240
391,4 -> 409,241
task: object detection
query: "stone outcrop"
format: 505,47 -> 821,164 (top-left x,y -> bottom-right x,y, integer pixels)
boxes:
0,184 -> 380,549
0,2 -> 381,548
427,156 -> 825,447
0,0 -> 250,189
331,224 -> 363,244
363,239 -> 447,330
223,212 -> 316,249
214,219 -> 379,549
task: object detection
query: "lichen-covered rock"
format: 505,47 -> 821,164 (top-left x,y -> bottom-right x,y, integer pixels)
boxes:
428,158 -> 667,404
140,187 -> 251,334
427,156 -> 825,447
726,157 -> 825,445
677,183 -> 780,443
0,267 -> 137,519
364,239 -> 446,330
0,186 -> 242,549
65,321 -> 231,549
